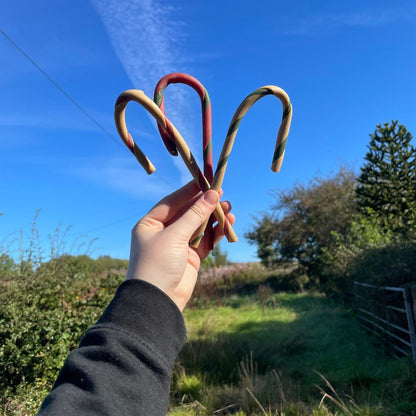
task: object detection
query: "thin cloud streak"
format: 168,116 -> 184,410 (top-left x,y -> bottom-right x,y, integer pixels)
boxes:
91,0 -> 197,186
71,157 -> 176,200
0,112 -> 110,132
279,7 -> 415,36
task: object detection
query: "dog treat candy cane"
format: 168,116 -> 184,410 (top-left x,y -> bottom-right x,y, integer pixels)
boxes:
193,85 -> 293,243
114,89 -> 238,247
153,73 -> 215,247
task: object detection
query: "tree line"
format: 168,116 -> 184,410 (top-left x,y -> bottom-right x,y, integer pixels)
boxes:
246,121 -> 416,300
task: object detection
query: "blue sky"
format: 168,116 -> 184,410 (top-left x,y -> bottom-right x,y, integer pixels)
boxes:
1,0 -> 415,263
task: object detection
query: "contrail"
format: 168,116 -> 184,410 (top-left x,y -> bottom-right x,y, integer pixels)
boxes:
91,0 -> 198,184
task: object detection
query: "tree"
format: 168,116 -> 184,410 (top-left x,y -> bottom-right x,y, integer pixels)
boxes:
356,121 -> 416,234
245,167 -> 357,271
200,244 -> 229,268
211,244 -> 229,266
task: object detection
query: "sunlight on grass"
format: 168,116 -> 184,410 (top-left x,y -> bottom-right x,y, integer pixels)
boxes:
171,291 -> 415,416
184,300 -> 298,339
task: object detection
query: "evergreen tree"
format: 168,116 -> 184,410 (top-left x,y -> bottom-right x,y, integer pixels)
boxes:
356,121 -> 416,233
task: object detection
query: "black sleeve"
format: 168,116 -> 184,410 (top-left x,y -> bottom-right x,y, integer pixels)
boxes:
37,279 -> 187,416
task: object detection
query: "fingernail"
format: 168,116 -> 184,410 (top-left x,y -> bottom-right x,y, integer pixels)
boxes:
204,190 -> 219,206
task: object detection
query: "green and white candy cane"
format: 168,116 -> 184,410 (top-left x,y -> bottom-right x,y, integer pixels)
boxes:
194,85 -> 293,243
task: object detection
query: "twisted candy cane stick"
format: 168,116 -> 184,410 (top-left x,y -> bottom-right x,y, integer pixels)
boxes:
154,73 -> 213,183
114,89 -> 238,246
214,86 -> 292,185
153,73 -> 215,247
193,85 -> 293,242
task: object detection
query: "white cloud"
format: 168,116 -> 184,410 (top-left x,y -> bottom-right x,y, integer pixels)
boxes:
90,0 -> 199,185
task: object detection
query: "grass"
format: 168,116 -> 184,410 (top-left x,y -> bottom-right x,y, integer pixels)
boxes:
169,287 -> 416,415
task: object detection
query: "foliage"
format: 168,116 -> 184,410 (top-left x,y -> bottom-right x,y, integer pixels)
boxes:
245,214 -> 279,268
0,254 -> 16,277
246,167 -> 357,272
0,215 -> 129,412
356,121 -> 416,235
0,254 -> 125,410
200,254 -> 215,269
193,263 -> 307,308
246,122 -> 416,297
36,254 -> 128,277
211,244 -> 229,266
352,241 -> 416,287
316,214 -> 393,298
201,244 -> 229,269
94,255 -> 129,271
318,223 -> 416,305
316,122 -> 416,298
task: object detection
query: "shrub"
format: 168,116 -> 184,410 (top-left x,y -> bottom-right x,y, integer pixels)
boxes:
190,263 -> 307,308
317,215 -> 393,299
0,254 -> 16,277
352,242 -> 416,287
0,256 -> 124,403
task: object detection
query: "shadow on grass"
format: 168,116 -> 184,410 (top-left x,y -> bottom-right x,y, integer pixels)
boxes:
180,318 -> 307,385
178,293 -> 416,408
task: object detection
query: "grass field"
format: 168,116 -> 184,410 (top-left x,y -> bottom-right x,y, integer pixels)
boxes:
169,288 -> 416,415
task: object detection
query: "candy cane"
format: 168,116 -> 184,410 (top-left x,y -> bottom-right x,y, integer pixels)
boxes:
154,73 -> 213,183
193,85 -> 292,243
114,89 -> 238,246
153,73 -> 214,247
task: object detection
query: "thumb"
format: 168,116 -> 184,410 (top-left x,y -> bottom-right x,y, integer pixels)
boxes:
167,190 -> 219,241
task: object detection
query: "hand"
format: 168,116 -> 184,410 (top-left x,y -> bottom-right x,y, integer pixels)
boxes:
125,181 -> 235,311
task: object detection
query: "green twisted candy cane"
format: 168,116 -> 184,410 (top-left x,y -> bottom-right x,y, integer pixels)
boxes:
213,85 -> 292,189
193,85 -> 292,243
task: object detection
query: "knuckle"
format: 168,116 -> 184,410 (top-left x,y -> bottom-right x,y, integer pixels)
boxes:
133,217 -> 163,233
190,202 -> 207,220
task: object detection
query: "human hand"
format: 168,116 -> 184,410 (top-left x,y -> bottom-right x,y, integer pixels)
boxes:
125,181 -> 235,311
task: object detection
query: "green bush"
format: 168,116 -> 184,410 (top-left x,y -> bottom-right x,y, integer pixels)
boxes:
352,242 -> 416,287
317,214 -> 416,301
0,255 -> 124,408
94,255 -> 129,272
317,215 -> 393,299
0,254 -> 16,277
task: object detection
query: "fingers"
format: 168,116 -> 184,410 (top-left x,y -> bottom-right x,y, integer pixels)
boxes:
196,201 -> 235,259
141,181 -> 225,228
199,213 -> 235,259
166,190 -> 220,240
164,188 -> 225,228
144,180 -> 201,226
213,200 -> 232,221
